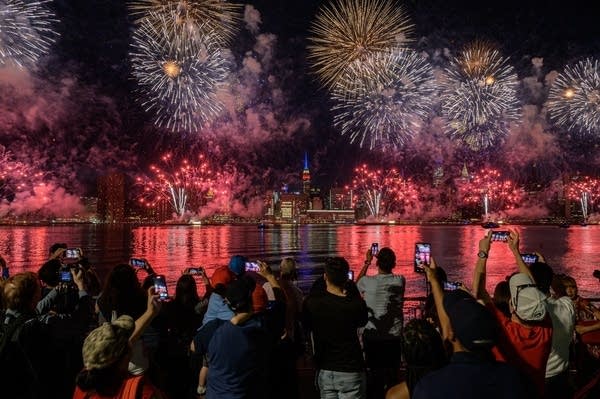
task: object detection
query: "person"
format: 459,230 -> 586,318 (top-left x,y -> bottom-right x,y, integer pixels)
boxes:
73,312 -> 165,399
199,261 -> 286,399
492,280 -> 512,318
472,229 -> 552,398
529,261 -> 576,399
411,272 -> 528,399
385,318 -> 447,399
303,256 -> 368,399
356,246 -> 405,397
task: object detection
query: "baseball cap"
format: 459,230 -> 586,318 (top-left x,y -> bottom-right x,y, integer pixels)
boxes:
509,273 -> 547,321
228,255 -> 247,276
82,315 -> 134,370
211,266 -> 234,287
443,290 -> 497,352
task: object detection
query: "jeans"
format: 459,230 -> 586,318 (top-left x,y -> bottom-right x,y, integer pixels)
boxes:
317,369 -> 366,399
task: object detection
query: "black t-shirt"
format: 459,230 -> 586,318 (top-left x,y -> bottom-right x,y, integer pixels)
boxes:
303,290 -> 368,372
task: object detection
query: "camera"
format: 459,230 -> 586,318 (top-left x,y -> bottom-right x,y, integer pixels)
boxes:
59,268 -> 73,283
414,243 -> 431,273
186,267 -> 204,275
371,243 -> 379,256
491,231 -> 510,242
521,253 -> 539,265
129,258 -> 147,269
152,275 -> 169,301
245,262 -> 260,272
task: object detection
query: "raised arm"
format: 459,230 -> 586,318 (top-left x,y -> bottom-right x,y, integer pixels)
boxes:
473,232 -> 492,304
424,257 -> 452,341
507,229 -> 534,281
356,248 -> 373,281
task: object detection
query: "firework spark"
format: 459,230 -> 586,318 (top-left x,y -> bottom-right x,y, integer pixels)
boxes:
129,0 -> 242,45
331,49 -> 435,149
0,0 -> 59,68
458,167 -> 524,216
0,147 -> 45,201
307,0 -> 413,89
441,42 -> 520,150
547,58 -> 600,136
136,153 -> 216,217
351,164 -> 418,217
130,11 -> 230,132
566,176 -> 600,220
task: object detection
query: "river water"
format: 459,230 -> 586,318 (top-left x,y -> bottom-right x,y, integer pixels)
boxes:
1,224 -> 599,300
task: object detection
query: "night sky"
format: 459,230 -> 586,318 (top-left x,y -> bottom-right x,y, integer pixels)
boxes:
1,0 -> 600,216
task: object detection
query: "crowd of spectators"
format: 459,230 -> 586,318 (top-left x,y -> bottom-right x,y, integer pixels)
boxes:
1,230 -> 600,399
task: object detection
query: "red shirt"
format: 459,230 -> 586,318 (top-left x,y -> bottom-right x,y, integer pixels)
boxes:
488,303 -> 553,397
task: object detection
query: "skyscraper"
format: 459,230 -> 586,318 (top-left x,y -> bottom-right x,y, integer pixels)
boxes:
97,173 -> 126,223
302,151 -> 311,194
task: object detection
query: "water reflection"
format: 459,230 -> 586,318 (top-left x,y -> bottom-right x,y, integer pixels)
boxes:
1,224 -> 599,298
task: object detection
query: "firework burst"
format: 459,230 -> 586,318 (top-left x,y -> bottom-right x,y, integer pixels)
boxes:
458,167 -> 524,216
0,0 -> 59,68
331,49 -> 435,149
351,164 -> 418,217
566,176 -> 600,220
136,153 -> 216,217
0,147 -> 45,201
307,0 -> 413,89
441,42 -> 520,150
547,58 -> 600,136
129,0 -> 242,45
130,11 -> 230,132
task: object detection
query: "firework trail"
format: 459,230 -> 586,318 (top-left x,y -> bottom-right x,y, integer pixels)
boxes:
331,49 -> 435,149
351,163 -> 418,217
307,0 -> 413,89
136,153 -> 216,217
0,0 -> 59,68
458,167 -> 524,215
567,176 -> 600,220
547,58 -> 600,136
440,41 -> 520,150
130,11 -> 231,132
129,0 -> 242,45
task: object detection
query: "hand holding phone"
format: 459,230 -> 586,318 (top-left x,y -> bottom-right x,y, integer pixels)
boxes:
152,275 -> 169,301
444,281 -> 462,291
414,243 -> 431,273
130,258 -> 147,269
245,262 -> 260,272
521,253 -> 539,265
62,248 -> 82,264
186,267 -> 204,275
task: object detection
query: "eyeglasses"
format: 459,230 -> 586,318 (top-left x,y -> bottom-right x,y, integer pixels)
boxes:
514,283 -> 538,311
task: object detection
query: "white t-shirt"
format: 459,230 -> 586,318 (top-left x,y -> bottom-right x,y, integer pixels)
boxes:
357,273 -> 406,337
545,295 -> 576,378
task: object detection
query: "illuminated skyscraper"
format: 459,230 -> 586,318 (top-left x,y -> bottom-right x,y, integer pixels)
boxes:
97,173 -> 126,223
302,152 -> 311,194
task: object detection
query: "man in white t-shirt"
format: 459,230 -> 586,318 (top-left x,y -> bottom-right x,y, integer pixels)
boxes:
356,246 -> 405,397
530,260 -> 576,399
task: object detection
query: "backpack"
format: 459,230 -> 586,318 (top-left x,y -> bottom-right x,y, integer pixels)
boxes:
0,312 -> 40,399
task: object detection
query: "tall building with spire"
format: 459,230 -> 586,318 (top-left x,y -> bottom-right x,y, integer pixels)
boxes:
302,151 -> 311,194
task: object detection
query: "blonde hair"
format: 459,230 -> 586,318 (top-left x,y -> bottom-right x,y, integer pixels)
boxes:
2,272 -> 40,312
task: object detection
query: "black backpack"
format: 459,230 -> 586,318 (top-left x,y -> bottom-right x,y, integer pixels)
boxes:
0,312 -> 40,399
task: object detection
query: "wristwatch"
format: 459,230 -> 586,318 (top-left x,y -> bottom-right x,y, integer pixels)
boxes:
477,250 -> 488,259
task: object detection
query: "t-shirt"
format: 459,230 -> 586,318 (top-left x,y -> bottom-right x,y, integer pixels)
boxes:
412,351 -> 528,399
488,304 -> 552,397
302,290 -> 368,372
202,293 -> 234,325
356,273 -> 405,337
544,296 -> 575,378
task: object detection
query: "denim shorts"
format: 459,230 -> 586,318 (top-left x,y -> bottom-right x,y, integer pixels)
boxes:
316,369 -> 366,399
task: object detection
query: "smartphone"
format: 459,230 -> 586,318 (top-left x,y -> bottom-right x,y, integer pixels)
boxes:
491,231 -> 510,242
153,275 -> 169,301
59,269 -> 72,282
371,243 -> 379,256
444,281 -> 461,291
64,248 -> 82,259
187,267 -> 204,275
414,243 -> 431,273
129,258 -> 147,268
245,262 -> 260,272
521,253 -> 539,264
347,270 -> 354,281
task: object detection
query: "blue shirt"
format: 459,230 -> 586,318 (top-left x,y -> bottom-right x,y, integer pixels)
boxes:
202,292 -> 234,325
412,351 -> 530,399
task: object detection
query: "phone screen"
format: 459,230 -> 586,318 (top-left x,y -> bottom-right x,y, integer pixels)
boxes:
347,270 -> 354,281
187,267 -> 203,275
491,231 -> 510,242
130,258 -> 146,268
60,270 -> 72,282
414,243 -> 431,273
245,262 -> 260,272
521,253 -> 539,264
153,275 -> 169,301
371,243 -> 379,256
444,281 -> 461,291
65,248 -> 81,259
